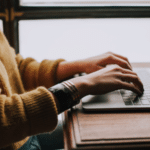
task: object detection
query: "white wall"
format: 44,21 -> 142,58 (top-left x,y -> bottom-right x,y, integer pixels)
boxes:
19,18 -> 150,63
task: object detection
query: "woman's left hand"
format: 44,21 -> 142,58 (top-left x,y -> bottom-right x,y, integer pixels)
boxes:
57,51 -> 132,82
80,52 -> 132,74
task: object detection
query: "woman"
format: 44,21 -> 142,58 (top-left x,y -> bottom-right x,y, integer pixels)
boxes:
0,30 -> 143,150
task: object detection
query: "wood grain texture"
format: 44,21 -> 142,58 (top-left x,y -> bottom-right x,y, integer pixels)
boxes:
72,108 -> 150,145
77,110 -> 150,140
64,108 -> 150,150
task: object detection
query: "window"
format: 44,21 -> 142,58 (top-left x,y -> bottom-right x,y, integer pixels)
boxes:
19,18 -> 150,62
1,0 -> 150,62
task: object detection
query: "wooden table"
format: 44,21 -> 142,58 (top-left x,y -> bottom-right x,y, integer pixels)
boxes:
63,63 -> 150,150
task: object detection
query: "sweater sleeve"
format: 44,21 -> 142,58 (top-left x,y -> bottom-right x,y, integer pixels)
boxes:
0,86 -> 58,149
15,54 -> 65,91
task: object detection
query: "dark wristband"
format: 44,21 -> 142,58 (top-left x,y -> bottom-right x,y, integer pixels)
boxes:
48,84 -> 74,113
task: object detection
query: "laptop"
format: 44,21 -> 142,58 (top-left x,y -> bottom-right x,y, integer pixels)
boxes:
82,68 -> 150,112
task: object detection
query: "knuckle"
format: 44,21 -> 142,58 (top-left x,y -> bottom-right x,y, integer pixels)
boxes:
122,60 -> 128,65
124,56 -> 129,62
124,62 -> 130,68
106,54 -> 112,59
133,72 -> 138,76
107,51 -> 113,54
107,53 -> 114,59
113,65 -> 121,71
133,76 -> 139,81
114,68 -> 120,72
115,80 -> 122,88
116,72 -> 122,76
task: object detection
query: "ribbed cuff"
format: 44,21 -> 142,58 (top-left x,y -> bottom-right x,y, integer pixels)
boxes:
38,59 -> 65,87
52,59 -> 66,84
20,87 -> 58,135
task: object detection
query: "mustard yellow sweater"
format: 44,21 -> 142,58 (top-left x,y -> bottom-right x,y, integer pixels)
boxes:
0,31 -> 64,150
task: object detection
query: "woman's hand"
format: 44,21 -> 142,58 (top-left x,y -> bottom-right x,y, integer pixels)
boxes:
70,64 -> 144,98
57,52 -> 132,82
80,52 -> 132,74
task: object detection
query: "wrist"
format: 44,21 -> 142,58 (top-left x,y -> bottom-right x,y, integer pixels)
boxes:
73,59 -> 86,73
48,81 -> 80,113
70,76 -> 89,99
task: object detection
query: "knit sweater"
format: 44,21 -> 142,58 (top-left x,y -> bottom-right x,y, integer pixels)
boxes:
0,31 -> 64,150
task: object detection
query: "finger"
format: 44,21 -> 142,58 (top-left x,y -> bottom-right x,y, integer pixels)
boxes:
107,55 -> 132,70
110,52 -> 132,69
117,80 -> 143,95
117,74 -> 144,93
113,67 -> 143,91
113,66 -> 137,75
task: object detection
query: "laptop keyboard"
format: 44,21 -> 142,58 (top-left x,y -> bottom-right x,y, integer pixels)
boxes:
120,70 -> 150,106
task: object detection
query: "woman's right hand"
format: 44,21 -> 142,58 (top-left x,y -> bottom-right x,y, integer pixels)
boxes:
70,64 -> 144,99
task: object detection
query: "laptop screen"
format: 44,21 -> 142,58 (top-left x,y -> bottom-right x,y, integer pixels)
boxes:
19,18 -> 150,62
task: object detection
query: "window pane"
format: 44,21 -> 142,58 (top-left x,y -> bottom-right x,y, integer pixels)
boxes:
20,0 -> 150,6
0,20 -> 3,32
19,18 -> 150,62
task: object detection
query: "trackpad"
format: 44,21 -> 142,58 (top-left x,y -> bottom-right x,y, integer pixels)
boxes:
82,90 -> 125,111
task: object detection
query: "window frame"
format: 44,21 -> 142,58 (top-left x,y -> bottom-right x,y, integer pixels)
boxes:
0,0 -> 5,12
0,0 -> 10,43
2,0 -> 150,53
14,0 -> 150,19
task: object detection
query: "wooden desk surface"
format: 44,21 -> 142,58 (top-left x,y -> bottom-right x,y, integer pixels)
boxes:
63,62 -> 150,150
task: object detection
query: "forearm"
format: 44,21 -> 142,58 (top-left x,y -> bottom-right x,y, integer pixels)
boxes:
56,60 -> 84,82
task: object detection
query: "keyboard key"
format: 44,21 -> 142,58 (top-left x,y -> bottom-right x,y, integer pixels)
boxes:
123,96 -> 133,101
146,93 -> 150,96
133,97 -> 141,105
122,93 -> 136,97
141,100 -> 150,105
139,96 -> 148,101
122,70 -> 150,106
124,100 -> 133,105
143,90 -> 150,94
